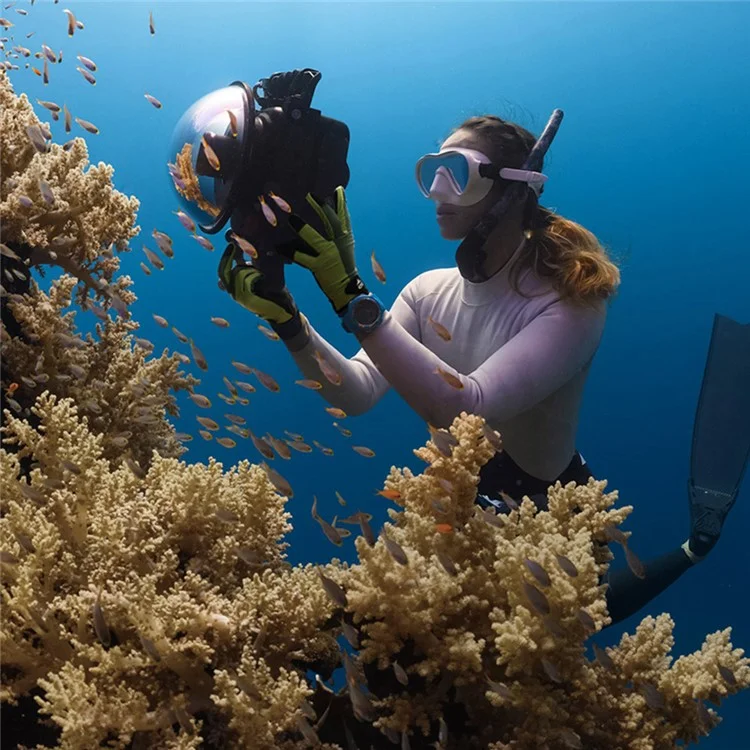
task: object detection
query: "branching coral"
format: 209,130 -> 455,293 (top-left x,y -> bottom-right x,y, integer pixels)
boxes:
2,275 -> 196,466
1,404 -> 748,750
1,394 -> 333,749
1,70 -> 140,302
0,70 -> 195,467
337,413 -> 749,749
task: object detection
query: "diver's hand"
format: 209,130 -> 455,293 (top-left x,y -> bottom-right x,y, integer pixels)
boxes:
218,241 -> 303,339
277,186 -> 369,314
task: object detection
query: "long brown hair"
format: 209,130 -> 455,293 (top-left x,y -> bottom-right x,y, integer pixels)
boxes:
452,115 -> 621,307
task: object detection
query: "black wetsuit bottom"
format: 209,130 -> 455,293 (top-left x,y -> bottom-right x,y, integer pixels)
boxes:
476,450 -> 693,626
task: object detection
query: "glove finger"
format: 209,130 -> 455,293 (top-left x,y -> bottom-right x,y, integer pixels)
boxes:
287,214 -> 331,263
228,264 -> 257,300
334,186 -> 352,235
304,192 -> 335,239
244,271 -> 294,323
218,243 -> 239,288
311,188 -> 347,237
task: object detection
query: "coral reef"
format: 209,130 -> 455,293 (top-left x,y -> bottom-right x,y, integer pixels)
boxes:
0,70 -> 196,467
1,67 -> 749,750
2,402 -> 749,749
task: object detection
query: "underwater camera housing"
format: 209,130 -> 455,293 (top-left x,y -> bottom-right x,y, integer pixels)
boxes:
171,68 -> 350,258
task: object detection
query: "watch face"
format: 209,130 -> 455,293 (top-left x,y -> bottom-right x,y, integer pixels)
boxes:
354,297 -> 380,325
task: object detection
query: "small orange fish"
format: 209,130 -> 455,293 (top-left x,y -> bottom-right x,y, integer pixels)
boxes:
482,423 -> 503,451
37,98 -> 60,113
75,116 -> 99,135
555,554 -> 579,578
266,434 -> 292,460
261,461 -> 293,497
254,368 -> 280,392
268,191 -> 291,213
370,250 -> 386,283
38,179 -> 54,205
435,366 -> 463,390
197,416 -> 219,431
624,543 -> 646,579
313,440 -> 334,456
188,392 -> 211,409
333,422 -> 352,437
142,245 -> 164,271
174,210 -> 196,233
152,229 -> 174,258
41,45 -> 57,63
230,232 -> 257,259
77,54 -> 96,71
222,376 -> 238,397
376,489 -> 401,500
189,339 -> 208,371
325,407 -> 347,419
144,93 -> 162,109
6,382 -> 18,395
249,431 -> 275,460
427,423 -> 458,457
258,195 -> 277,226
381,532 -> 408,565
295,379 -> 322,390
428,316 -> 452,342
311,495 -> 343,546
257,324 -> 280,341
172,326 -> 188,343
353,445 -> 375,458
193,234 -> 214,252
312,350 -> 342,386
77,66 -> 96,85
285,439 -> 312,454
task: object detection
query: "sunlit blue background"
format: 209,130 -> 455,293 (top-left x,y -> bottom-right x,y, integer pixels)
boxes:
7,1 -> 749,745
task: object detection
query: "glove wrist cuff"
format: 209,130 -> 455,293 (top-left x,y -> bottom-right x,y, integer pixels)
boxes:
270,309 -> 305,342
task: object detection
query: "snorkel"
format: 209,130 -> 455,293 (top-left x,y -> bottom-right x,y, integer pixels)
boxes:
455,108 -> 564,283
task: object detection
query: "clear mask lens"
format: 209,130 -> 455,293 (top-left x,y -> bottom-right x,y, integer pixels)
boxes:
418,152 -> 471,196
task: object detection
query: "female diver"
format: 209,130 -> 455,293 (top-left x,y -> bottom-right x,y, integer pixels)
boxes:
218,112 -> 749,627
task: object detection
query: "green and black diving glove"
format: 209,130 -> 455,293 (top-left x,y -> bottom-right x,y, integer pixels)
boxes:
276,186 -> 369,315
217,235 -> 305,341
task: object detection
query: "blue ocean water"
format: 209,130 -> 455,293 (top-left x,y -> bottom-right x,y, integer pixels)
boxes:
6,1 -> 749,746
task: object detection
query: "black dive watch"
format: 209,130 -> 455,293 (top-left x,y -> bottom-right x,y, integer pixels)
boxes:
340,293 -> 386,335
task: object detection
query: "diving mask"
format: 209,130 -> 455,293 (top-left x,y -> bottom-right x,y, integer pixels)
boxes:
415,147 -> 548,207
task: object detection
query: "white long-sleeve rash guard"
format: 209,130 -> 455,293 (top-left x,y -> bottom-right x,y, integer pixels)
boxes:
287,243 -> 607,481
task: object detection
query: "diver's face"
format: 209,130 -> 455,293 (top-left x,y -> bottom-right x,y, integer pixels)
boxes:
433,130 -> 502,241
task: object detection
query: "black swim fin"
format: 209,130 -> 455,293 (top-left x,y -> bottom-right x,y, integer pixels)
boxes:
688,313 -> 750,557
